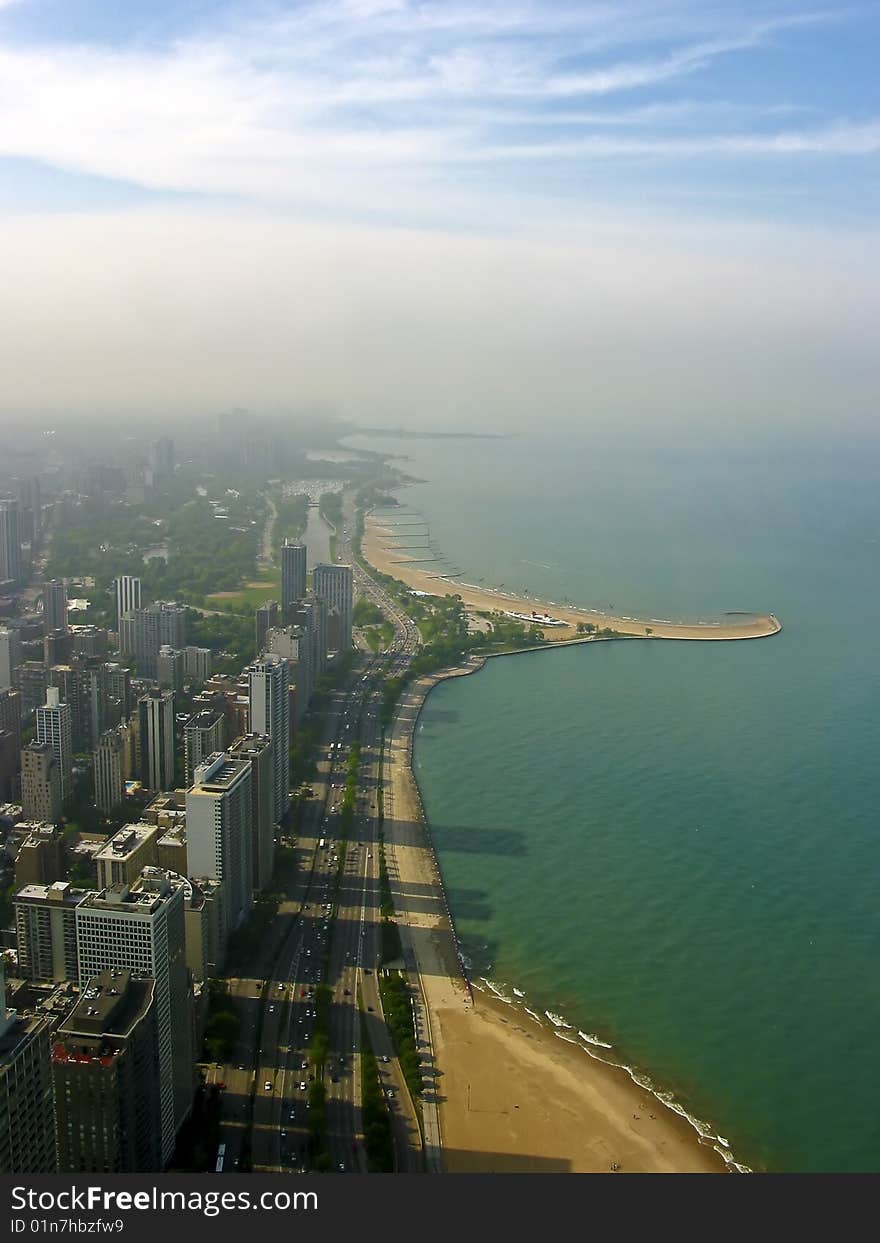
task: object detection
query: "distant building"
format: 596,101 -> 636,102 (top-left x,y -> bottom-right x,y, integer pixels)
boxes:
137,689 -> 175,792
42,579 -> 68,635
156,645 -> 184,690
228,733 -> 275,890
52,969 -> 162,1173
254,599 -> 279,654
186,753 -> 253,934
119,602 -> 185,679
17,660 -> 48,717
75,869 -> 193,1166
114,575 -> 141,634
313,563 -> 353,652
247,654 -> 290,826
13,822 -> 65,888
183,645 -> 212,683
184,878 -> 225,979
281,542 -> 307,616
0,960 -> 57,1172
49,656 -> 108,753
93,723 -> 133,815
20,740 -> 62,823
149,438 -> 174,486
182,710 -> 224,787
0,499 -> 22,586
0,626 -> 21,690
36,686 -> 73,803
95,823 -> 159,890
15,880 -> 87,983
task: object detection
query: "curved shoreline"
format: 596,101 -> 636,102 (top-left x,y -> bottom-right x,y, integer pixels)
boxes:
366,512 -> 782,642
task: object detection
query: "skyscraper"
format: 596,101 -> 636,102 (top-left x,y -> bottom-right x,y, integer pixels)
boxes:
254,598 -> 279,654
14,880 -> 86,982
227,733 -> 275,891
186,753 -> 253,933
0,960 -> 57,1173
115,575 -> 142,633
312,563 -> 354,652
0,499 -> 22,585
42,579 -> 68,634
20,741 -> 62,822
280,541 -> 307,615
149,437 -> 175,485
52,969 -> 162,1173
36,685 -> 73,804
0,627 -> 21,690
75,868 -> 193,1166
137,689 -> 175,792
119,602 -> 185,679
247,654 -> 290,826
183,709 -> 225,786
93,725 -> 132,814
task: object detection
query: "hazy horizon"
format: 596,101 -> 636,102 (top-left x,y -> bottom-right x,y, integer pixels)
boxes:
0,1 -> 877,435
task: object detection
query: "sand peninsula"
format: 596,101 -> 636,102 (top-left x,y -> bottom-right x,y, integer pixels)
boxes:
362,510 -> 768,1173
365,512 -> 781,642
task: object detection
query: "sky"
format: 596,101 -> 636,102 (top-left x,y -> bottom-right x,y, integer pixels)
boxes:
0,0 -> 878,433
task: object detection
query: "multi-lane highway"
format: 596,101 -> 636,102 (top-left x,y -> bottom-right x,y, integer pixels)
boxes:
212,498 -> 427,1173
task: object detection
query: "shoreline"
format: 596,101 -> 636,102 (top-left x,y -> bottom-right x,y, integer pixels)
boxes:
380,651 -> 738,1173
365,511 -> 782,642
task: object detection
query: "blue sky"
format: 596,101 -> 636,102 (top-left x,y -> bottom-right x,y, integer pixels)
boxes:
0,1 -> 878,426
1,0 -> 878,226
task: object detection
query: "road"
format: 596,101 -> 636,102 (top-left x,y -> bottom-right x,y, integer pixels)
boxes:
211,496 -> 427,1173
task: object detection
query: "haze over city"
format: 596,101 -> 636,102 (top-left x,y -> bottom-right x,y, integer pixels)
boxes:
0,0 -> 878,431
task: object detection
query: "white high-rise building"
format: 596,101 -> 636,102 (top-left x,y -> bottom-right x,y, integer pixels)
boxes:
313,563 -> 354,653
227,734 -> 275,891
186,753 -> 253,935
75,868 -> 192,1166
247,654 -> 289,826
114,575 -> 142,633
36,686 -> 73,804
0,627 -> 22,690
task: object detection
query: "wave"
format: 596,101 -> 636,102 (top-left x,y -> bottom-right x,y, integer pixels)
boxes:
578,1030 -> 613,1049
513,987 -> 525,997
545,1010 -> 573,1029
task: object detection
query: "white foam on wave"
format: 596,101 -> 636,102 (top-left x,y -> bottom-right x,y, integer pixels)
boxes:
513,987 -> 525,998
481,978 -> 513,1004
545,1011 -> 572,1029
524,1008 -> 542,1023
578,1030 -> 613,1049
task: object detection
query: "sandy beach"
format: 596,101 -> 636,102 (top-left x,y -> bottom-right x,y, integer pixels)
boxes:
383,665 -> 731,1174
365,513 -> 780,641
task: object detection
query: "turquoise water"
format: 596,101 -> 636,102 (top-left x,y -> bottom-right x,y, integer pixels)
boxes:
347,430 -> 880,1172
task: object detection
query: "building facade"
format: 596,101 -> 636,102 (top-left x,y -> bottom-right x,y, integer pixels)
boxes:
247,654 -> 290,827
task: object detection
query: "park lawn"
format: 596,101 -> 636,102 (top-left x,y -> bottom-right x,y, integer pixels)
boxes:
205,575 -> 281,611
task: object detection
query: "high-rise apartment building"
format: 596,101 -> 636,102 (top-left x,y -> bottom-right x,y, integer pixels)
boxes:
14,880 -> 86,982
186,753 -> 253,933
247,654 -> 290,826
120,602 -> 185,678
137,689 -> 175,792
0,499 -> 22,585
50,656 -> 108,753
0,961 -> 57,1173
156,645 -> 184,690
95,823 -> 159,890
183,709 -> 225,786
313,563 -> 354,652
42,579 -> 68,634
36,686 -> 73,803
254,599 -> 279,654
93,723 -> 133,814
115,575 -> 142,633
13,823 -> 65,888
0,627 -> 21,690
281,541 -> 307,616
0,688 -> 21,799
20,741 -> 62,822
149,437 -> 175,485
183,646 -> 212,683
52,969 -> 162,1173
75,869 -> 193,1165
18,661 -> 48,717
227,733 -> 275,891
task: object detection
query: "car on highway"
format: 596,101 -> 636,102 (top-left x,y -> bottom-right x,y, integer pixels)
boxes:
382,1055 -> 390,1063
301,1059 -> 308,1069
268,1005 -> 275,1013
264,1081 -> 272,1091
299,1081 -> 307,1091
